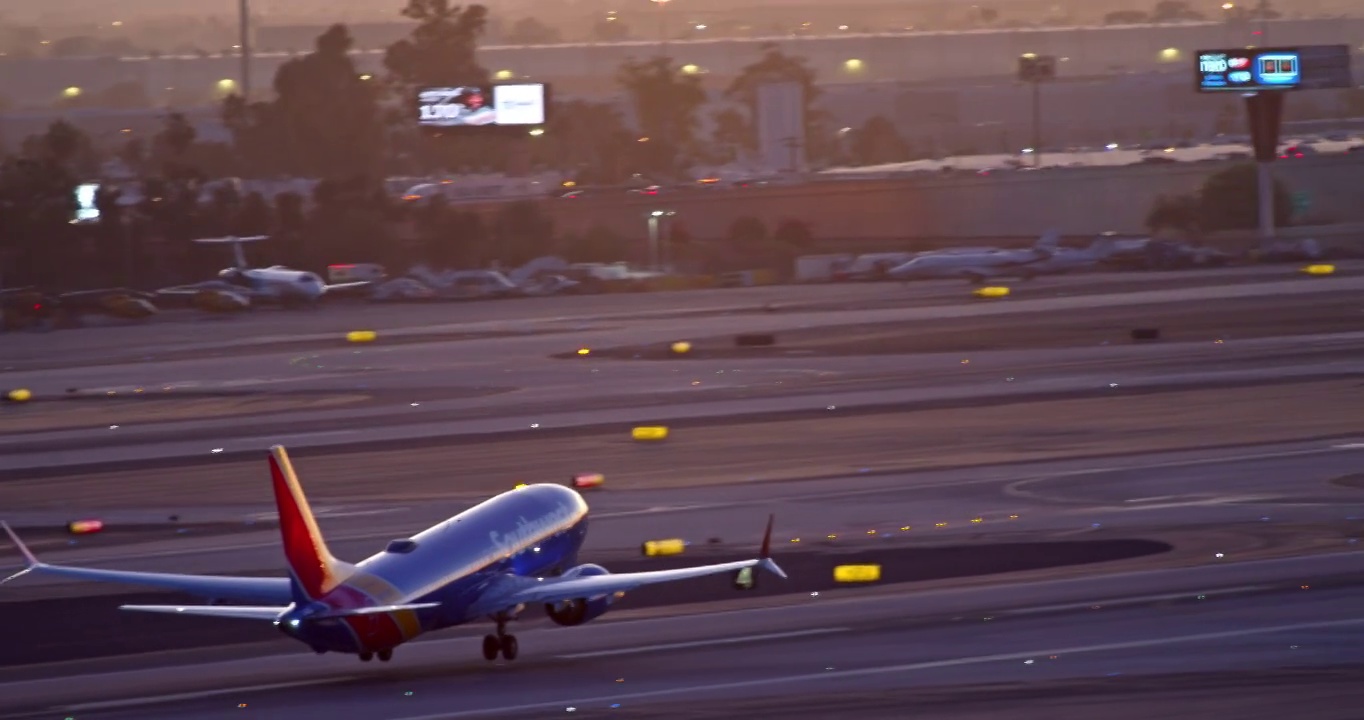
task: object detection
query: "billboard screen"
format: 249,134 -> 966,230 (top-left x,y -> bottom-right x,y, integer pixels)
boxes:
1196,45 -> 1351,93
417,83 -> 547,129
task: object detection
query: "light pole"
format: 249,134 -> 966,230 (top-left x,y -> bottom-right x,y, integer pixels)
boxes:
651,0 -> 670,56
238,0 -> 252,100
1017,53 -> 1056,168
648,210 -> 675,271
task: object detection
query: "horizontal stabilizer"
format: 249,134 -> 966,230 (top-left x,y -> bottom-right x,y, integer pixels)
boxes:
120,605 -> 289,621
312,602 -> 441,619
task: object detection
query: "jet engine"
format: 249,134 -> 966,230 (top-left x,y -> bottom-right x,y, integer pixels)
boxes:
544,564 -> 617,627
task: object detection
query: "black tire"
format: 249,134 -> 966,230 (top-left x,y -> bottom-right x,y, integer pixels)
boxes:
378,649 -> 393,662
359,652 -> 374,662
500,634 -> 519,661
482,634 -> 500,661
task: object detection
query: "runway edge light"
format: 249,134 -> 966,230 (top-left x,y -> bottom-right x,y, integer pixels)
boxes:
973,286 -> 1010,299
1301,264 -> 1335,276
346,330 -> 377,343
4,388 -> 32,403
67,519 -> 105,535
632,426 -> 669,441
571,473 -> 605,489
641,538 -> 687,556
833,564 -> 882,583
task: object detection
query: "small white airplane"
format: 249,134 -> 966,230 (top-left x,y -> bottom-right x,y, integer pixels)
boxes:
888,230 -> 1115,284
162,236 -> 374,307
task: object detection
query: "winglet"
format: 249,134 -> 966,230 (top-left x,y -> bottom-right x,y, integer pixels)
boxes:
1,521 -> 39,568
757,514 -> 787,580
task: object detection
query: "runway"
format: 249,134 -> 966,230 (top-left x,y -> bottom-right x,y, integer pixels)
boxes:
7,564 -> 1364,719
4,264 -> 1364,717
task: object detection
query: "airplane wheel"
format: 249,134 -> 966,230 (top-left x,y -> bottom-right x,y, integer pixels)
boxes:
360,652 -> 374,662
482,634 -> 500,661
378,649 -> 393,662
500,634 -> 519,661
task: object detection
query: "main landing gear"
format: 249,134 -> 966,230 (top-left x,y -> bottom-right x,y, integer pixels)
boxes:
482,616 -> 519,661
358,649 -> 394,663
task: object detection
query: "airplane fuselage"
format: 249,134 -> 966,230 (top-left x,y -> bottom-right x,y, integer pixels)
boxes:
276,484 -> 589,655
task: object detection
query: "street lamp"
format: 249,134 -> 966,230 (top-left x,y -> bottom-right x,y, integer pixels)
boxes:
651,0 -> 670,55
237,0 -> 252,100
648,210 -> 676,271
1017,53 -> 1056,168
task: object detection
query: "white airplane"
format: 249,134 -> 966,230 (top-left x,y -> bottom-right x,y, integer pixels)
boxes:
888,230 -> 1114,284
163,236 -> 374,307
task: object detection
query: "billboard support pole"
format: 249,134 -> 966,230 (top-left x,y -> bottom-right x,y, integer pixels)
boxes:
1255,162 -> 1274,243
238,0 -> 251,100
1243,91 -> 1284,248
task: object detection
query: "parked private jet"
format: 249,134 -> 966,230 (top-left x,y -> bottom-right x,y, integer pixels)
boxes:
160,236 -> 373,308
1,446 -> 786,663
888,231 -> 1116,283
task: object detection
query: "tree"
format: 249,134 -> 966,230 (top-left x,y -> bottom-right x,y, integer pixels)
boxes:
559,224 -> 627,263
0,154 -> 79,288
224,24 -> 384,178
538,100 -> 635,183
708,107 -> 749,165
384,1 -> 490,91
1103,10 -> 1149,24
1145,194 -> 1202,234
491,200 -> 554,266
1198,163 -> 1291,231
773,219 -> 814,250
504,17 -> 561,45
1150,1 -> 1204,22
617,56 -> 708,177
722,45 -> 830,162
850,115 -> 911,166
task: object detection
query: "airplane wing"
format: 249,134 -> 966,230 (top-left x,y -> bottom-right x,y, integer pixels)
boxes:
495,515 -> 787,608
501,558 -> 786,607
322,281 -> 373,292
120,605 -> 291,620
1,522 -> 293,605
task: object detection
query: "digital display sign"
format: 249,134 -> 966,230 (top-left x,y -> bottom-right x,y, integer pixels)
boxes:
417,83 -> 548,129
1196,45 -> 1352,93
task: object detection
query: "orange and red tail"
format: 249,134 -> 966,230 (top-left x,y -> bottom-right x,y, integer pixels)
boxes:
268,445 -> 343,603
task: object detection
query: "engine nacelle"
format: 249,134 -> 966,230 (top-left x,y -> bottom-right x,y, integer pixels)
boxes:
545,564 -> 615,627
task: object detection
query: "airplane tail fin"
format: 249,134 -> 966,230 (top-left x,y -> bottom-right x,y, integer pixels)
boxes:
1035,228 -> 1061,251
756,513 -> 788,579
268,445 -> 345,603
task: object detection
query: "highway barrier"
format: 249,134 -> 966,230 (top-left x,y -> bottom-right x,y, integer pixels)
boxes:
631,426 -> 669,441
641,538 -> 687,557
833,564 -> 882,583
346,330 -> 377,343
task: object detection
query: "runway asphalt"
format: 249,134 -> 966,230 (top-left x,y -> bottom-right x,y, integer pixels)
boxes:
3,264 -> 1363,717
7,568 -> 1364,719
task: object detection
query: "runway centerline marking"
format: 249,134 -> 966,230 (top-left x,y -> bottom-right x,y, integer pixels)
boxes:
58,677 -> 354,712
389,618 -> 1364,720
556,627 -> 850,660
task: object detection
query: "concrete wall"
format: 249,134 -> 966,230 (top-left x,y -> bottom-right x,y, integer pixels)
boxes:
545,153 -> 1364,243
